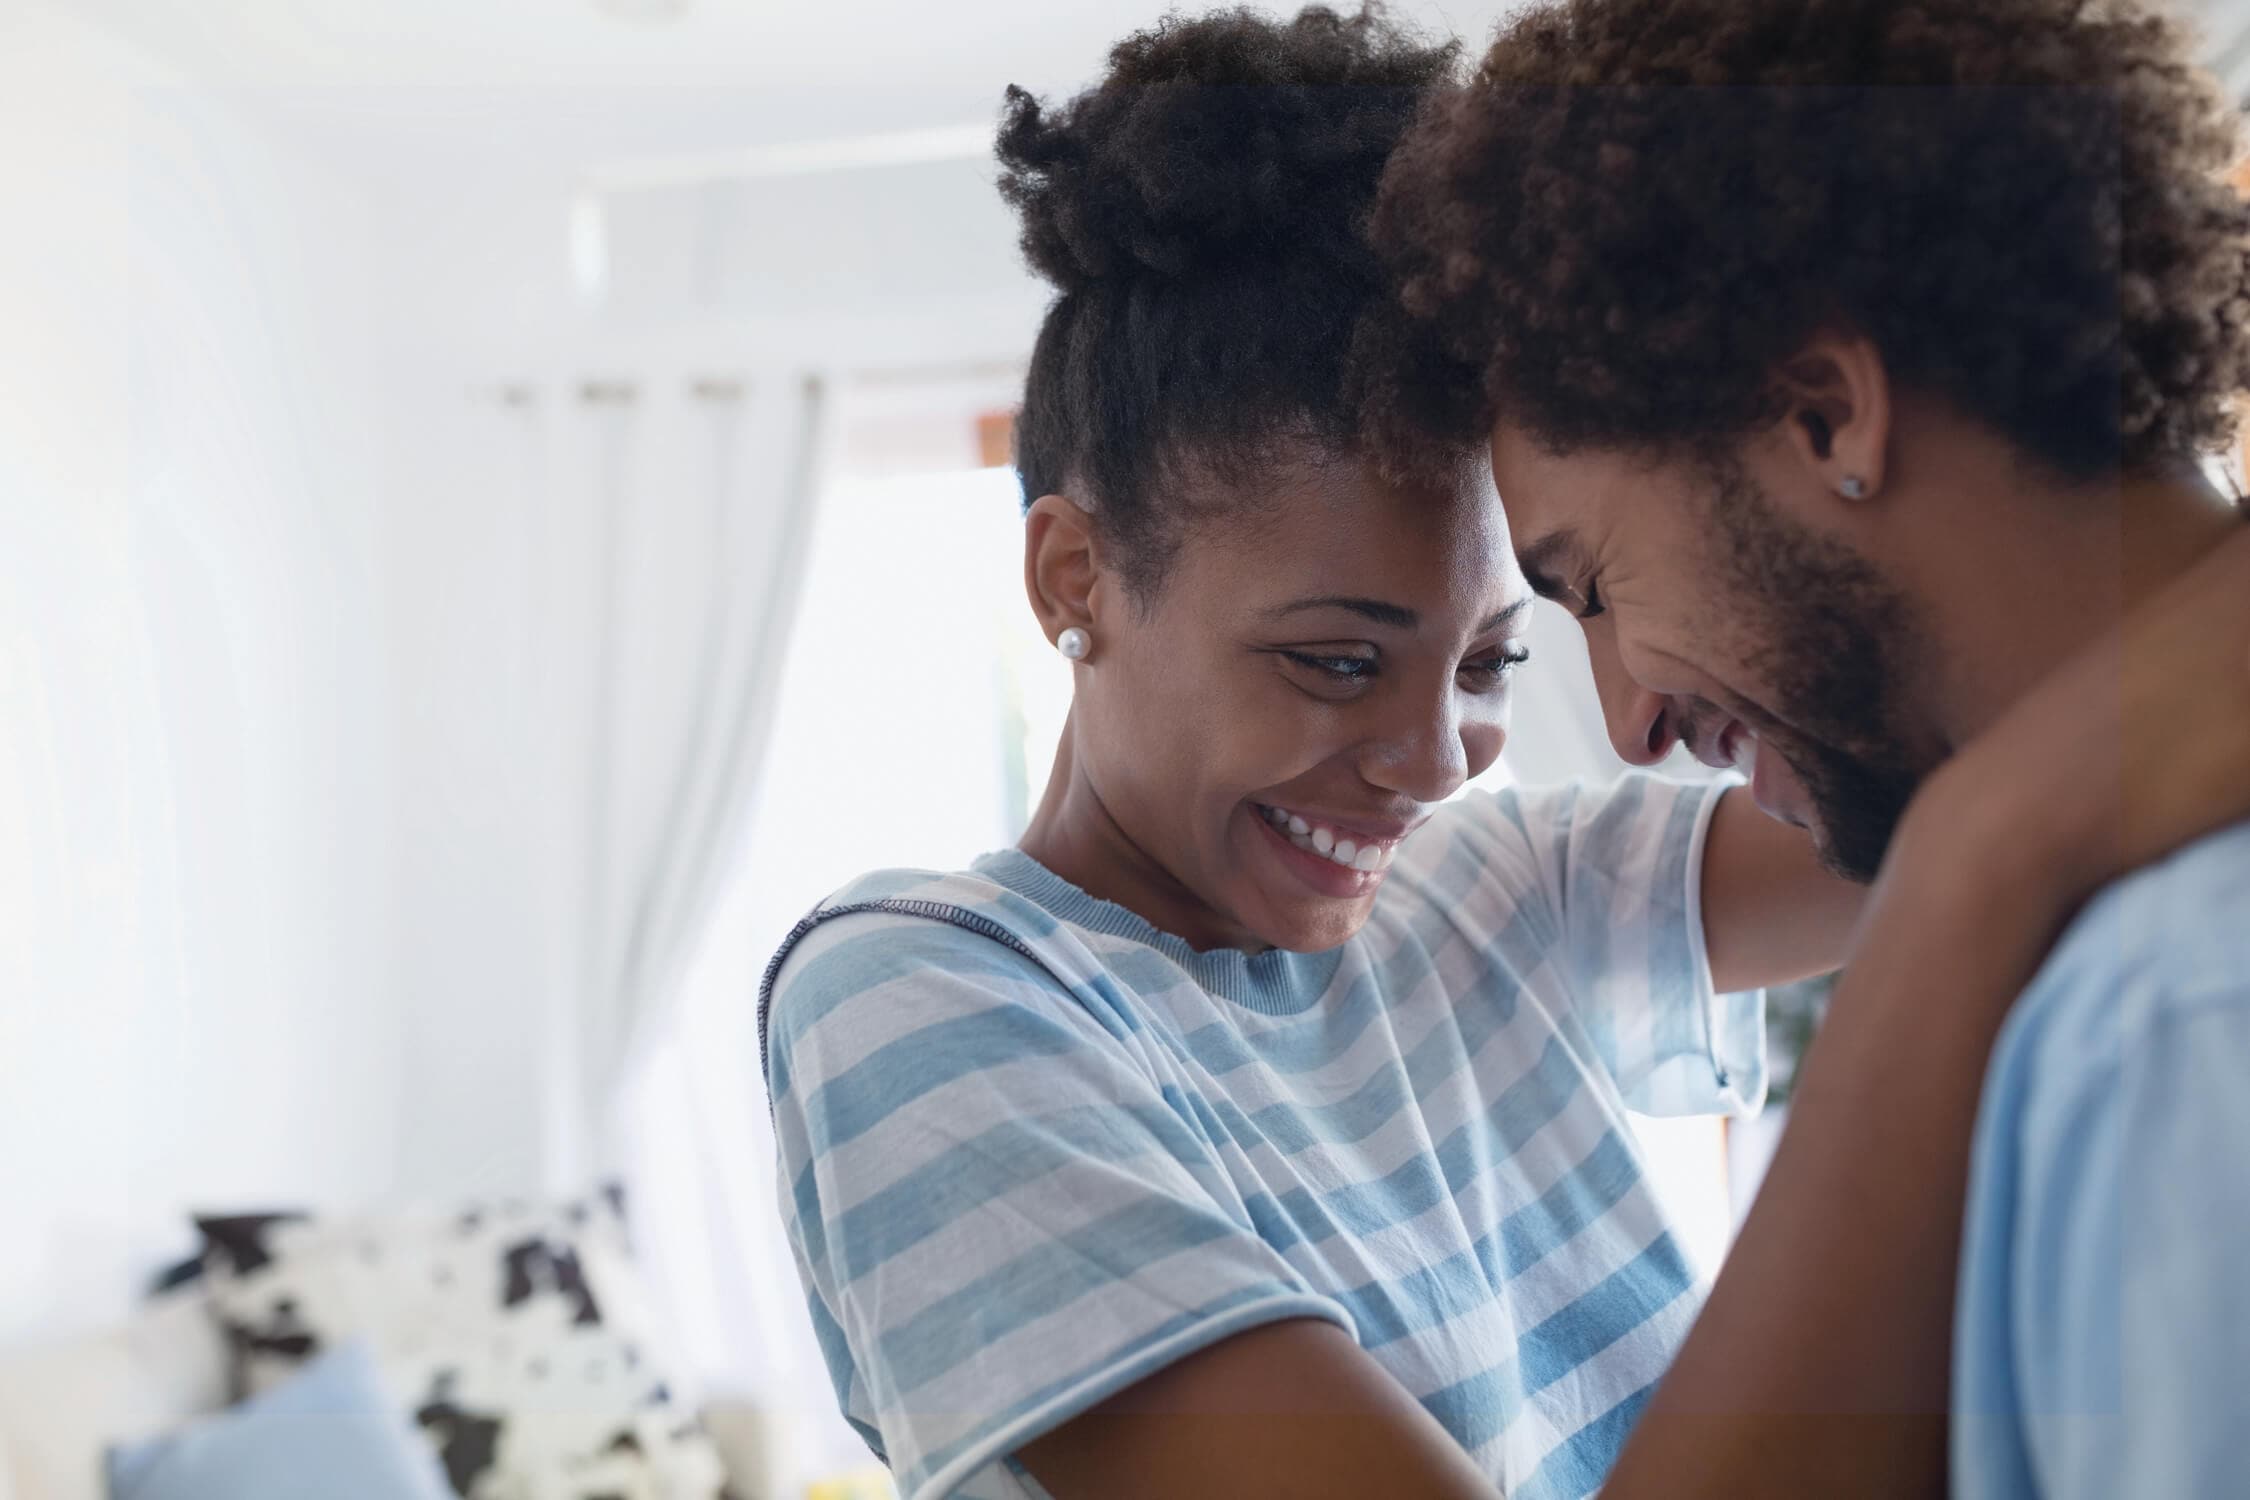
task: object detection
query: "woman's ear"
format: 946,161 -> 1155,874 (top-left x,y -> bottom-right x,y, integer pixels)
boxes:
1024,493 -> 1102,649
1776,333 -> 1892,505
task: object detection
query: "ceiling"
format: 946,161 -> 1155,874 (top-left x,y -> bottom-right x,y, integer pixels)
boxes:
74,0 -> 2250,89
70,0 -> 2250,185
68,0 -> 1530,169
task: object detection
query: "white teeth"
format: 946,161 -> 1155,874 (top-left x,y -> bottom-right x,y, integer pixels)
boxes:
1265,805 -> 1399,874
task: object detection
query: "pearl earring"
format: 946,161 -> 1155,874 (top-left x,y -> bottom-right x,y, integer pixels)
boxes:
1838,474 -> 1869,500
1056,627 -> 1091,661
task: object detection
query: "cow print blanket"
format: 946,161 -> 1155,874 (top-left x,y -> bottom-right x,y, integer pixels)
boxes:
195,1193 -> 735,1500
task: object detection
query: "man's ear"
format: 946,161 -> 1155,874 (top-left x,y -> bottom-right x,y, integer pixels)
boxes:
1774,332 -> 1892,505
1024,493 -> 1103,648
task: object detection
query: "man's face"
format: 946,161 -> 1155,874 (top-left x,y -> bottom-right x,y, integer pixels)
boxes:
1488,420 -> 1945,882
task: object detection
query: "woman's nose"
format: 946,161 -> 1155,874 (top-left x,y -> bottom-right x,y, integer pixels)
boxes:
1362,697 -> 1477,805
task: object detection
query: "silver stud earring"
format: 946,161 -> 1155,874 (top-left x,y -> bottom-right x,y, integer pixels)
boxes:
1838,474 -> 1869,500
1056,627 -> 1091,661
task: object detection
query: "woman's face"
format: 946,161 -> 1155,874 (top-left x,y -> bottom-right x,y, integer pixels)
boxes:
1069,451 -> 1530,952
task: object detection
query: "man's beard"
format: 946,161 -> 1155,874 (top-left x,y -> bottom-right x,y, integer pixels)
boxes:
1708,463 -> 1943,883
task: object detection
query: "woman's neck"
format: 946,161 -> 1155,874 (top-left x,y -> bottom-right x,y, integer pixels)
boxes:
1016,711 -> 1266,953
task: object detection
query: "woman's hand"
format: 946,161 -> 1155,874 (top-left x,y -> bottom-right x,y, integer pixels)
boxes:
1903,519 -> 2250,915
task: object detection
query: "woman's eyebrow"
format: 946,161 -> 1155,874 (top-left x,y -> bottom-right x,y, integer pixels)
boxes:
1266,596 -> 1532,634
1483,598 -> 1534,634
1270,596 -> 1418,628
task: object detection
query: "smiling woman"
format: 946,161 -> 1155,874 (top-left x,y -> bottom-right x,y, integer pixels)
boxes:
752,8 -> 1866,1500
1013,448 -> 1533,954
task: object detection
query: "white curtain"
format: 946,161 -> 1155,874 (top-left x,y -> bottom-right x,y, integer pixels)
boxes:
540,371 -> 835,1186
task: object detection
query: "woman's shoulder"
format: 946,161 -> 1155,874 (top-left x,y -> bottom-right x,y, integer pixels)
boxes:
759,862 -> 1097,1087
811,862 -> 1014,912
766,863 -> 1061,998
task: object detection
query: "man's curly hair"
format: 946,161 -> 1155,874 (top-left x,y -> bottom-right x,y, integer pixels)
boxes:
1364,0 -> 2250,481
998,4 -> 1460,597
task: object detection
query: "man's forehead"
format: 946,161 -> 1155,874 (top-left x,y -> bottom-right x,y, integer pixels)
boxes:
1486,424 -> 1634,573
1486,423 -> 1576,537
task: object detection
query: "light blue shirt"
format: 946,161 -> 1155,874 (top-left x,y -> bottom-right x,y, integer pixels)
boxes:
762,775 -> 1764,1499
1954,820 -> 2250,1499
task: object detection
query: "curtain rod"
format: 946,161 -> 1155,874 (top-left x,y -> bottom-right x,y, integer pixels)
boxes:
586,122 -> 991,195
473,363 -> 1018,404
844,357 -> 1024,389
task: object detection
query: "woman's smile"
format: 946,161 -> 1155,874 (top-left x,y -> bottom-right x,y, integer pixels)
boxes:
1248,800 -> 1420,898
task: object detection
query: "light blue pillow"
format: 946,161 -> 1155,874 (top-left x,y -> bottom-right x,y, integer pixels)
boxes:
107,1339 -> 454,1500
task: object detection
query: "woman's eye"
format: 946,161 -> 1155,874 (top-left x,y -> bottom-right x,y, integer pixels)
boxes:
1462,645 -> 1532,686
1282,651 -> 1377,682
1577,579 -> 1607,620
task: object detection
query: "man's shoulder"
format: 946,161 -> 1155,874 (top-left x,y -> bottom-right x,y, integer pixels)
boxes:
2033,818 -> 2250,1013
1956,825 -> 2250,1500
1994,819 -> 2250,1105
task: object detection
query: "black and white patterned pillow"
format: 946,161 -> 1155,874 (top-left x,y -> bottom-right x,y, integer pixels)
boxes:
194,1193 -> 733,1500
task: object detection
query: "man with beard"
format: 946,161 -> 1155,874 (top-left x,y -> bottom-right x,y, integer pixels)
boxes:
1368,0 -> 2250,1494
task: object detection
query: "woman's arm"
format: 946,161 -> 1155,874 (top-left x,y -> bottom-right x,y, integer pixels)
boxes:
1699,789 -> 1865,992
1018,527 -> 2250,1500
1014,791 -> 2058,1500
1019,1320 -> 1500,1500
1600,775 -> 2089,1499
1600,522 -> 2250,1500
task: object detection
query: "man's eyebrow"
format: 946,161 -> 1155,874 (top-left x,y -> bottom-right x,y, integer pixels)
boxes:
1516,530 -> 1590,598
1270,596 -> 1419,629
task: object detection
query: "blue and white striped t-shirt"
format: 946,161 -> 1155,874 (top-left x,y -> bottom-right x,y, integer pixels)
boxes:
762,773 -> 1764,1500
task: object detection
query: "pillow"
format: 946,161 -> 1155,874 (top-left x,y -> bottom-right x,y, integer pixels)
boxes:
0,1288 -> 231,1500
193,1194 -> 731,1500
105,1340 -> 452,1500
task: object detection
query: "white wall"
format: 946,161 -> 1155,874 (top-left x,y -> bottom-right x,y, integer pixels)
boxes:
0,0 -> 1662,1348
0,4 -> 405,1342
0,0 -> 1074,1340
343,103 -> 1055,1200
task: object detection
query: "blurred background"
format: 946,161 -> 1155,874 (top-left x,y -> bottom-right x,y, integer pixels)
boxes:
7,2 -> 2249,1496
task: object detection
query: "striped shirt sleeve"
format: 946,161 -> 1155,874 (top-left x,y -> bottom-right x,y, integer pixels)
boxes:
765,909 -> 1354,1500
1473,773 -> 1766,1117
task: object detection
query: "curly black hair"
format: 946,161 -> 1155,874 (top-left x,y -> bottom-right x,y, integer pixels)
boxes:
998,4 -> 1460,598
1364,0 -> 2250,481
